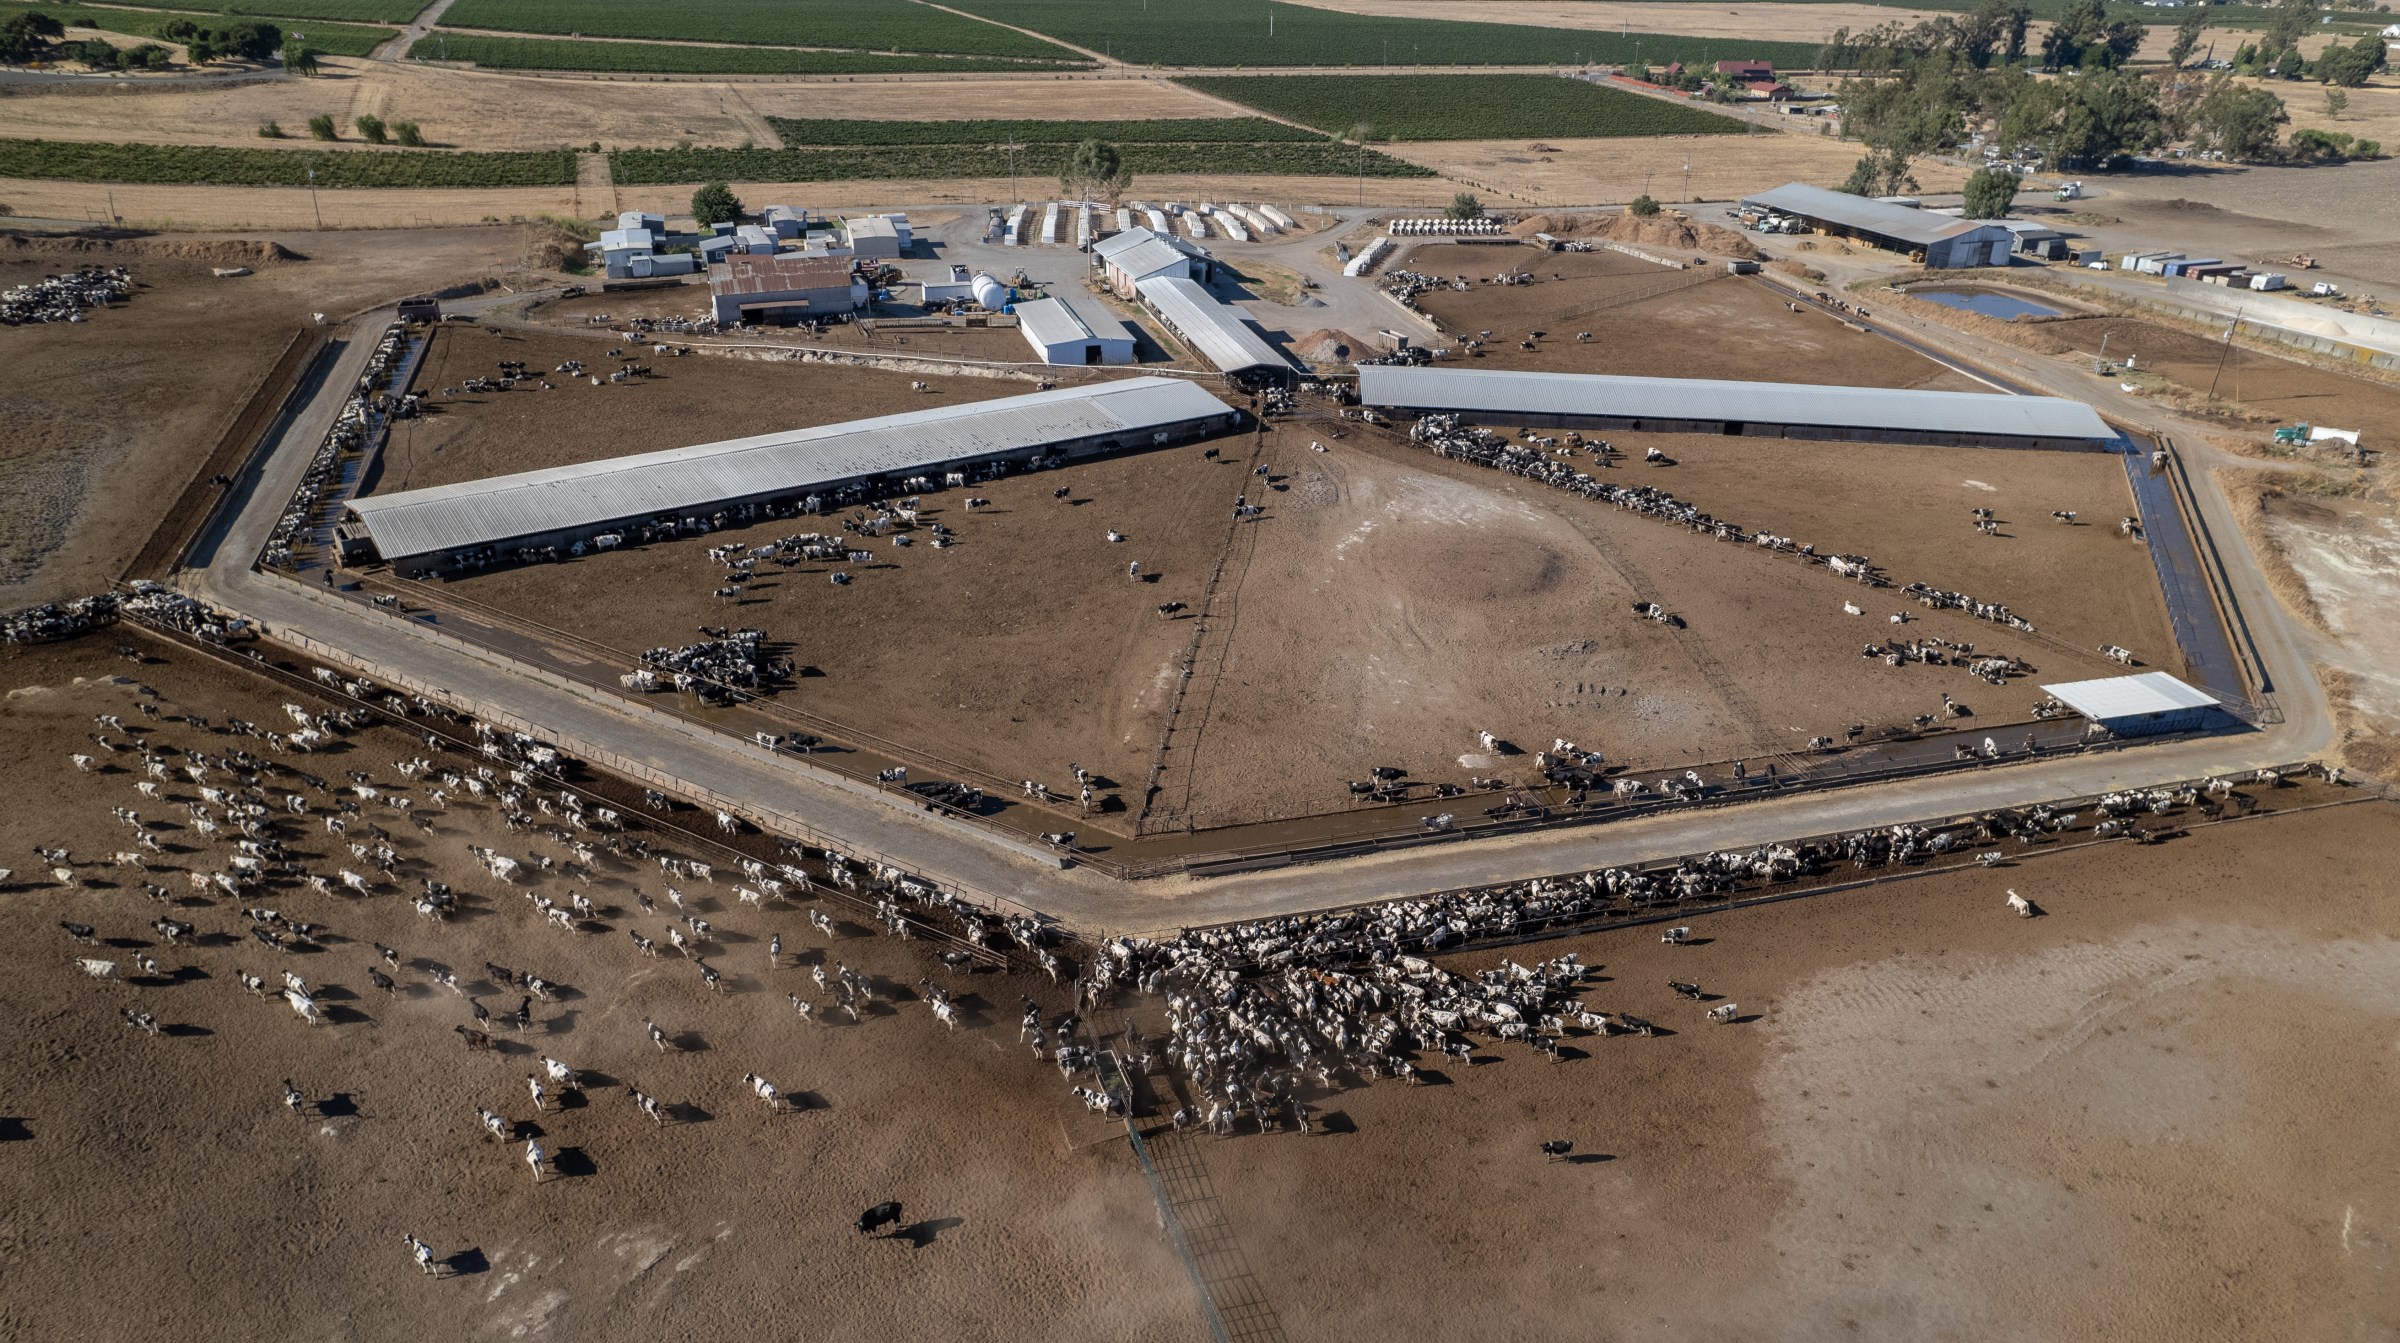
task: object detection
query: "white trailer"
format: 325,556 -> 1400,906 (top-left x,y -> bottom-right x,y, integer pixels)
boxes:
1040,201 -> 1061,246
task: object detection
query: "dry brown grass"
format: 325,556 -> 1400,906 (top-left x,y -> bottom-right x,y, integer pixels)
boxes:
1380,130 -> 1947,207
2216,465 -> 2333,635
1274,0 -> 1944,44
2318,663 -> 2400,783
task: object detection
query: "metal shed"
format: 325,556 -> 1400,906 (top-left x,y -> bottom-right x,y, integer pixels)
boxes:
1015,297 -> 1135,366
1741,182 -> 2015,268
708,253 -> 861,326
1094,227 -> 1193,298
342,377 -> 1240,575
2040,672 -> 2223,736
1135,275 -> 1295,384
1357,366 -> 2116,449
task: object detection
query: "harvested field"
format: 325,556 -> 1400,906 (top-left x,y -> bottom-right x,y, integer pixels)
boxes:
0,226 -> 524,606
5,626 -> 2394,1343
407,33 -> 1089,74
1277,0 -> 1950,43
1377,131 -> 1963,207
1397,259 -> 1986,393
1178,73 -> 1750,141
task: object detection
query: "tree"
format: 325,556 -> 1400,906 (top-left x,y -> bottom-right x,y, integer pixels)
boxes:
1445,192 -> 1483,220
2325,87 -> 2349,119
1839,147 -> 1918,196
1058,138 -> 1131,205
282,43 -> 316,75
1628,193 -> 1662,216
258,120 -> 286,138
2194,79 -> 2288,160
2315,33 -> 2388,87
690,181 -> 743,228
393,120 -> 424,147
307,112 -> 337,141
0,9 -> 64,63
185,35 -> 214,64
2041,0 -> 2141,70
355,114 -> 387,144
2166,8 -> 2207,69
1961,166 -> 2021,218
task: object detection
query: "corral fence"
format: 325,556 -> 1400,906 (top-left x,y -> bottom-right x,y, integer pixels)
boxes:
1179,763 -> 2367,964
119,608 -> 1022,967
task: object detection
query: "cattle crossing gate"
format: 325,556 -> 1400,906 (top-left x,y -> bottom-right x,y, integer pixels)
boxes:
1100,1049 -> 1288,1343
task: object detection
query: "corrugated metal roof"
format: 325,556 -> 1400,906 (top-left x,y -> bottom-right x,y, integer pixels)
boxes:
1742,182 -> 2007,248
1136,276 -> 1292,375
1016,296 -> 1097,347
1091,225 -> 1158,261
1106,237 -> 1191,281
2040,672 -> 2219,720
349,377 -> 1233,560
1356,366 -> 2113,442
710,252 -> 853,296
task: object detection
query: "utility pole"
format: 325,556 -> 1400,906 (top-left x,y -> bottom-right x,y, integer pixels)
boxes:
1681,156 -> 1690,203
1005,139 -> 1019,203
2207,306 -> 2242,400
307,163 -> 323,230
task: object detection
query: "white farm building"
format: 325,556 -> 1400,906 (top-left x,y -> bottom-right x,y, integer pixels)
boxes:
1015,297 -> 1136,366
339,378 -> 1239,575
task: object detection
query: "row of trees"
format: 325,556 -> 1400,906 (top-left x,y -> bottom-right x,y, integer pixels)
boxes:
261,113 -> 426,144
0,9 -> 310,70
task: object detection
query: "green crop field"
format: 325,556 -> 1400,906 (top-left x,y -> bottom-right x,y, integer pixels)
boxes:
765,116 -> 1321,146
609,140 -> 1432,185
62,0 -> 425,22
0,137 -> 576,186
410,33 -> 1086,72
942,0 -> 1820,68
1182,74 -> 1749,141
1,2 -> 397,53
436,0 -> 1080,59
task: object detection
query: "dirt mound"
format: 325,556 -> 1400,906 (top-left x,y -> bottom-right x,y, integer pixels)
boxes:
1510,210 -> 1758,258
0,233 -> 302,264
1291,327 -> 1371,365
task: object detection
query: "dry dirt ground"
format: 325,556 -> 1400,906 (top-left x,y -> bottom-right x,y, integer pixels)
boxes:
0,630 -> 1194,1343
6,631 -> 2397,1342
1994,312 -> 2400,433
388,325 -> 2161,831
1381,129 -> 1956,208
368,324 -> 1068,495
0,60 -> 1236,153
1400,256 -> 1983,393
0,228 -> 522,607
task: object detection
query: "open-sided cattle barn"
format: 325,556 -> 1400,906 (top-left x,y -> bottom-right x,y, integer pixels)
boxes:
1355,366 -> 2117,451
340,376 -> 1237,575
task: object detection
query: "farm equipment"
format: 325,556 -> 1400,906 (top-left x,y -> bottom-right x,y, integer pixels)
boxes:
2273,424 -> 2310,446
2291,254 -> 2318,270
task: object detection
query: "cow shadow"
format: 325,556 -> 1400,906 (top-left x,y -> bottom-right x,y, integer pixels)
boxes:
440,1248 -> 490,1277
550,1148 -> 597,1179
664,1101 -> 714,1125
316,1092 -> 361,1119
160,1023 -> 213,1038
895,1217 -> 963,1248
0,1117 -> 29,1142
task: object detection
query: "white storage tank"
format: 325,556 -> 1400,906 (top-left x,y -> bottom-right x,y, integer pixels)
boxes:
972,271 -> 1010,310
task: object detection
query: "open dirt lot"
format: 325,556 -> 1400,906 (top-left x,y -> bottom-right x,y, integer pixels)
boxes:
0,227 -> 522,607
400,343 -> 2157,831
1400,259 -> 1984,393
368,324 -> 1064,494
6,629 -> 2395,1342
2002,313 -> 2400,433
1159,426 -> 2155,827
1222,795 -> 2400,1340
0,630 -> 1194,1343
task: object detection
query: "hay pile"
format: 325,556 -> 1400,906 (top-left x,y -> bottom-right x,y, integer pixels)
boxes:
1509,210 -> 1759,258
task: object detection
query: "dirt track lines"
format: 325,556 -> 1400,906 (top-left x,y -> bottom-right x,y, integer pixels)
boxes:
1538,487 -> 1782,759
1135,428 -> 1272,835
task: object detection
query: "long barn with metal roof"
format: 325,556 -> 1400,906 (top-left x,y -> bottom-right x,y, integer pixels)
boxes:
1135,275 -> 1297,387
340,377 -> 1238,576
1357,366 -> 2117,450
